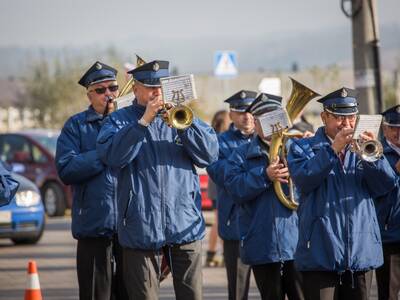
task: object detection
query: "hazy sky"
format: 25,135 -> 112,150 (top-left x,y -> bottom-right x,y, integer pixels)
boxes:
1,0 -> 399,48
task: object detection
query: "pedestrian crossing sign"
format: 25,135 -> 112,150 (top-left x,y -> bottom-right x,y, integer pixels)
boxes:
214,51 -> 238,78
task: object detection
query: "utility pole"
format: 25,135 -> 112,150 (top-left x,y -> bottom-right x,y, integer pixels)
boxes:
344,0 -> 382,114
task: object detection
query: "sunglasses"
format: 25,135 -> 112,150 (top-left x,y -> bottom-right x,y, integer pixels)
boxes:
90,85 -> 119,95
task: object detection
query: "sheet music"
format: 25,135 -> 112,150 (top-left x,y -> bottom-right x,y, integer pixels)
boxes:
352,114 -> 382,139
160,74 -> 197,103
257,108 -> 292,138
113,92 -> 135,110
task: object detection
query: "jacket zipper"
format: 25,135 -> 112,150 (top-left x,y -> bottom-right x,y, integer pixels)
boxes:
122,190 -> 133,226
78,186 -> 87,215
113,175 -> 118,229
384,205 -> 394,230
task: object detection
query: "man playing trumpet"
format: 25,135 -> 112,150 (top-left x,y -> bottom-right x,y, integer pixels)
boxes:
96,60 -> 218,300
287,88 -> 396,299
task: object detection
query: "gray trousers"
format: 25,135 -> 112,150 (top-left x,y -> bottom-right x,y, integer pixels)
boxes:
223,239 -> 251,300
123,240 -> 203,300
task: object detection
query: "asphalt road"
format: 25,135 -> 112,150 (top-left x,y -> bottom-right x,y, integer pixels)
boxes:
0,217 -> 263,300
0,217 -> 380,300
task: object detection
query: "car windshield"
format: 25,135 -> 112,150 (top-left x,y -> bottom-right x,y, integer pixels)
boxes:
30,134 -> 59,156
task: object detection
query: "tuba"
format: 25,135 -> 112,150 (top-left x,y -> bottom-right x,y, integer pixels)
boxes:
269,78 -> 320,210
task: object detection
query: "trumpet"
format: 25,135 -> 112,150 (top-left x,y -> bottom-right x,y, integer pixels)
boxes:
350,139 -> 383,162
164,104 -> 194,130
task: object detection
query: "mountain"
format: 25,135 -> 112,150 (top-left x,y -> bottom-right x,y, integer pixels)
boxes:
1,25 -> 399,79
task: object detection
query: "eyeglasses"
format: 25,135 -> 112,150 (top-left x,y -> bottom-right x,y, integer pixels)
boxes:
328,113 -> 357,122
89,85 -> 119,95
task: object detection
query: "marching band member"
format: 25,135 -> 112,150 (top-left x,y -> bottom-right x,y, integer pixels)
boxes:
56,62 -> 127,300
96,60 -> 218,300
207,90 -> 257,300
287,88 -> 396,300
223,93 -> 304,300
375,105 -> 400,300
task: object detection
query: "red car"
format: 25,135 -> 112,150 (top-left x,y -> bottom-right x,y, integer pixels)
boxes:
0,130 -> 72,217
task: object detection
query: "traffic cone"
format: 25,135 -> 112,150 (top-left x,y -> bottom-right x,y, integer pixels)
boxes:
24,260 -> 42,300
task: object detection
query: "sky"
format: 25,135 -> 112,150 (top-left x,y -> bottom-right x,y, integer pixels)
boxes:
1,0 -> 399,48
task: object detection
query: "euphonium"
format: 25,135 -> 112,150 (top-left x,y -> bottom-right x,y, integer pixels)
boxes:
269,78 -> 320,210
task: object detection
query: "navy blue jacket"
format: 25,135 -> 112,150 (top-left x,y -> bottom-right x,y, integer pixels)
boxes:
288,127 -> 396,272
224,137 -> 298,265
96,101 -> 218,250
56,106 -> 117,239
0,161 -> 19,207
374,139 -> 400,244
207,124 -> 253,240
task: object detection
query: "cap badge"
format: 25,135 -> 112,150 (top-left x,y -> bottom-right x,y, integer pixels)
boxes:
95,63 -> 102,70
341,89 -> 348,98
240,91 -> 246,99
153,62 -> 160,71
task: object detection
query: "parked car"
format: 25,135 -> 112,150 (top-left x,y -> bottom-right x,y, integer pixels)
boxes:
0,173 -> 45,244
0,130 -> 72,217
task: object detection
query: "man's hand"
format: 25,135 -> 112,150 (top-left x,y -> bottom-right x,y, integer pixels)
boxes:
359,130 -> 375,142
302,131 -> 314,138
106,100 -> 115,115
161,103 -> 174,127
331,127 -> 354,154
142,97 -> 164,124
267,157 -> 289,183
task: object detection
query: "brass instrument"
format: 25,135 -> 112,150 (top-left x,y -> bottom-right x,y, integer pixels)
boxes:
351,139 -> 383,162
119,54 -> 146,97
269,78 -> 320,210
164,104 -> 194,130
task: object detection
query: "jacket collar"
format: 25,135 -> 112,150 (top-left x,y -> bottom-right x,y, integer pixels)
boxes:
382,138 -> 400,156
228,123 -> 254,140
131,99 -> 146,114
86,106 -> 104,122
310,127 -> 332,149
246,136 -> 269,159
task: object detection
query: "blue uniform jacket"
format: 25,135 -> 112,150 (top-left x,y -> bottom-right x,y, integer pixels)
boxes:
0,161 -> 19,207
56,106 -> 117,239
374,139 -> 400,244
223,137 -> 298,266
288,127 -> 396,272
207,124 -> 253,240
96,101 -> 219,250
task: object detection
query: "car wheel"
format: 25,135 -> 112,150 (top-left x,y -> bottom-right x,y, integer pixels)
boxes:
42,182 -> 66,217
11,218 -> 45,245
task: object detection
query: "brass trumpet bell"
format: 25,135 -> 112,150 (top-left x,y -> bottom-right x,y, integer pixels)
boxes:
166,105 -> 194,130
351,139 -> 383,162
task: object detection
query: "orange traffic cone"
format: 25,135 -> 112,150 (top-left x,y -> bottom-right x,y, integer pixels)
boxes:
24,261 -> 42,300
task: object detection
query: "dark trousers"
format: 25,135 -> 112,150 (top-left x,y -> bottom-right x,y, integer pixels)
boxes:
252,260 -> 304,300
111,236 -> 129,300
376,242 -> 400,300
77,237 -> 112,300
302,270 -> 372,300
223,240 -> 251,300
123,240 -> 202,300
77,236 -> 127,300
